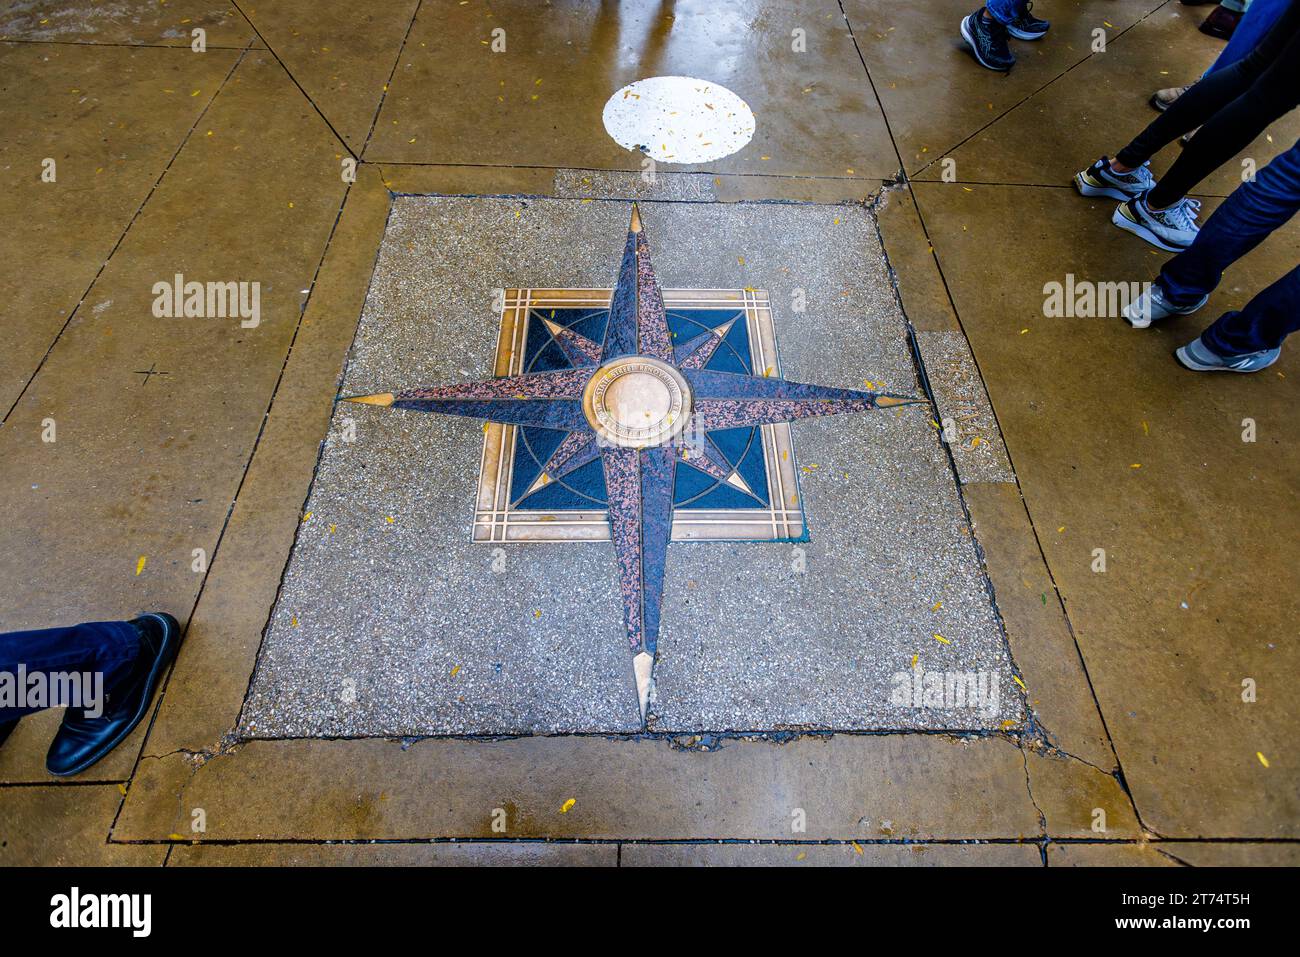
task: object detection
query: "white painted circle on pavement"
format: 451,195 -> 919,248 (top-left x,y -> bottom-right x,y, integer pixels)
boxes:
602,76 -> 755,164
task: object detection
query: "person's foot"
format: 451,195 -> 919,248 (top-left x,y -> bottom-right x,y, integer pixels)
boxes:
1074,157 -> 1156,201
1113,195 -> 1201,252
1150,86 -> 1189,112
1176,336 -> 1281,372
961,10 -> 1015,71
1007,1 -> 1050,39
0,719 -> 17,749
1200,5 -> 1242,40
1122,284 -> 1210,329
45,612 -> 181,777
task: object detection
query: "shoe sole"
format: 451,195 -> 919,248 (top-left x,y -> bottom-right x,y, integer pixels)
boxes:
47,613 -> 180,777
1123,304 -> 1155,329
1149,92 -> 1175,113
1007,26 -> 1049,40
1074,170 -> 1135,202
960,17 -> 1014,71
1175,345 -> 1278,372
1111,204 -> 1190,253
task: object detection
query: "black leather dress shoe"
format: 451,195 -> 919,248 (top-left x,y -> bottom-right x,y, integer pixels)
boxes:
46,613 -> 181,777
0,719 -> 17,748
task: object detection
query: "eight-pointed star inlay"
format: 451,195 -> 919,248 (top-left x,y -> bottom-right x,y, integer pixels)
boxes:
344,205 -> 918,722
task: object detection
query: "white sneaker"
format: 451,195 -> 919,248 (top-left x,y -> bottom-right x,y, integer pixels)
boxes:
1113,195 -> 1201,252
1074,157 -> 1156,201
1122,284 -> 1210,329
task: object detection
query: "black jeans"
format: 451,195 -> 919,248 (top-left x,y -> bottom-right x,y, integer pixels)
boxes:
1117,0 -> 1300,208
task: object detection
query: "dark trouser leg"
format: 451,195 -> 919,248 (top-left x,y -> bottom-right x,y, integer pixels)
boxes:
1157,138 -> 1300,307
0,621 -> 141,722
1116,0 -> 1300,202
1201,264 -> 1300,355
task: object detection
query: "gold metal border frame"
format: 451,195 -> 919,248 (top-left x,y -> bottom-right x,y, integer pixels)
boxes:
472,289 -> 805,543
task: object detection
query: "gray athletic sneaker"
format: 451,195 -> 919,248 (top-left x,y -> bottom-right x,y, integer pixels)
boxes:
1176,336 -> 1281,373
1113,195 -> 1200,252
1074,157 -> 1156,201
1150,86 -> 1189,112
1121,283 -> 1210,329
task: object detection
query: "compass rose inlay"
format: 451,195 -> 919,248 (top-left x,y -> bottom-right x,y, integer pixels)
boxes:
344,204 -> 918,722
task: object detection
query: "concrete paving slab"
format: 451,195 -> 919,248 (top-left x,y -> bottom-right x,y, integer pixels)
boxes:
114,734 -> 1043,841
0,0 -> 251,47
0,52 -> 349,781
920,5 -> 1300,196
621,841 -> 1042,865
240,0 -> 420,154
141,166 -> 395,757
169,840 -> 616,865
553,168 -> 718,202
1026,749 -> 1142,839
874,186 -> 961,334
0,785 -> 165,865
1047,841 -> 1177,866
962,482 -> 1115,767
239,196 -> 1017,736
364,0 -> 898,179
844,0 -> 1170,174
0,40 -> 242,413
1162,842 -> 1300,867
914,180 -> 1300,837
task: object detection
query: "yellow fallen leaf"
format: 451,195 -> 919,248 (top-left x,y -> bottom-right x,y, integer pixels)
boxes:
135,556 -> 147,576
302,511 -> 313,522
1258,752 -> 1270,768
796,851 -> 807,861
1013,675 -> 1027,691
385,515 -> 395,523
931,601 -> 942,611
560,798 -> 576,813
450,664 -> 460,678
851,841 -> 863,855
910,654 -> 918,669
932,633 -> 950,645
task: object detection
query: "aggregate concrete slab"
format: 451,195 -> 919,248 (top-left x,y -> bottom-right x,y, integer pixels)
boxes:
239,195 -> 1019,737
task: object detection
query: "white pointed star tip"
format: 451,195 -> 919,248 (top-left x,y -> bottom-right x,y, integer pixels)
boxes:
724,471 -> 754,495
713,316 -> 739,336
525,472 -> 551,495
342,392 -> 395,407
629,202 -> 643,234
633,651 -> 654,720
542,317 -> 565,336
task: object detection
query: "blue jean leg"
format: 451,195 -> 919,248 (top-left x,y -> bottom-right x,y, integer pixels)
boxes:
0,620 -> 140,722
1205,0 -> 1289,76
984,0 -> 1027,25
1201,263 -> 1300,355
1158,138 -> 1300,305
